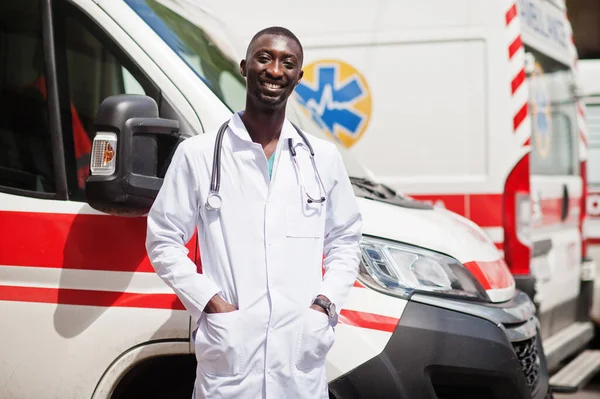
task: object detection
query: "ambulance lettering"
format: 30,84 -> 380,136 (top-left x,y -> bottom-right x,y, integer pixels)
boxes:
518,0 -> 568,50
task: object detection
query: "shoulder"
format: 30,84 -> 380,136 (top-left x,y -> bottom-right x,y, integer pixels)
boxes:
164,132 -> 219,178
178,132 -> 217,153
174,131 -> 218,162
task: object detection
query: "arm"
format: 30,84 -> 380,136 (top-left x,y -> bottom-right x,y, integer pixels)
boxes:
145,143 -> 223,322
317,149 -> 363,321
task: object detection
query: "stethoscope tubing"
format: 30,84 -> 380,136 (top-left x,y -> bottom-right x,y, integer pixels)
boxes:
206,119 -> 325,210
210,120 -> 230,194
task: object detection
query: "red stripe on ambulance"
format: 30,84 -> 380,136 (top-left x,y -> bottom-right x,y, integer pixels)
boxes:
533,197 -> 581,227
508,36 -> 523,59
410,194 -> 503,228
505,3 -> 518,25
0,211 -> 159,272
511,69 -> 526,94
0,284 -> 398,333
505,2 -> 530,143
581,130 -> 588,147
339,309 -> 399,333
513,103 -> 529,131
0,210 -> 397,333
412,194 -> 580,227
0,285 -> 185,310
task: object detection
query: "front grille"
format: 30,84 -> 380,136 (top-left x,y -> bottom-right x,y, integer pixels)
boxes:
512,335 -> 541,393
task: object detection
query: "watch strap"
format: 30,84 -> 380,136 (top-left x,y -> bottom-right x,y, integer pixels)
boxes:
312,297 -> 332,317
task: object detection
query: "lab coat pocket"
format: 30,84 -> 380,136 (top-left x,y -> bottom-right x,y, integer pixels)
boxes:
286,201 -> 323,238
295,309 -> 335,372
195,310 -> 244,377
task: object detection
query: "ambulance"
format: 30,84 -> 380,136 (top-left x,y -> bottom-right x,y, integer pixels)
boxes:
578,59 -> 600,326
0,0 -> 555,398
206,0 -> 600,389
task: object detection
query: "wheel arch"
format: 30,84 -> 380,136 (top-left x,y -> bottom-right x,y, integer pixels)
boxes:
91,340 -> 193,399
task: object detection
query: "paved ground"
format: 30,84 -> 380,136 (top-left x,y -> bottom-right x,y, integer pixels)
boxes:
555,375 -> 600,398
556,389 -> 600,398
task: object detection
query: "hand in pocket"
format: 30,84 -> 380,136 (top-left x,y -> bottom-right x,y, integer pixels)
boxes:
295,308 -> 335,371
195,310 -> 244,376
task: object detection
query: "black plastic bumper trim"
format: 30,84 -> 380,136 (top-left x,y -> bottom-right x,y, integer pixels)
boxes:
329,300 -> 549,399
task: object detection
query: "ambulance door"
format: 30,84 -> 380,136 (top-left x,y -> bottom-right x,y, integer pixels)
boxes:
525,47 -> 582,338
0,1 -> 194,397
585,99 -> 600,267
585,95 -> 600,323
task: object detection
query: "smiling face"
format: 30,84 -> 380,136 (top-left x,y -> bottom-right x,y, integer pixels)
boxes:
241,33 -> 304,110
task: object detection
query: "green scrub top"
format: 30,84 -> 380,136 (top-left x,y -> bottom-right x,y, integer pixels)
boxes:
268,151 -> 276,179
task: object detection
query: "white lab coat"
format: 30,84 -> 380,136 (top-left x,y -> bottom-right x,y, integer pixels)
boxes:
146,111 -> 362,398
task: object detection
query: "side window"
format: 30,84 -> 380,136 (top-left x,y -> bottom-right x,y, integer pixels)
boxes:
54,0 -> 160,201
525,48 -> 579,176
0,1 -> 56,196
587,104 -> 600,185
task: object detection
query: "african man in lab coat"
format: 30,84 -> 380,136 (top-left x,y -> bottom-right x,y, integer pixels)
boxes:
146,26 -> 362,399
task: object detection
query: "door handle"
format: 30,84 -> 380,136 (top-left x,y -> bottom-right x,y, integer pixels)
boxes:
561,184 -> 569,221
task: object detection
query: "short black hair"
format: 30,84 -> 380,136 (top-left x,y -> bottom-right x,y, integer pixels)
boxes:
246,26 -> 304,62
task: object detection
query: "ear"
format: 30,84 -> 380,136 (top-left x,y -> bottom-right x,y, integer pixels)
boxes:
295,69 -> 304,87
240,59 -> 247,77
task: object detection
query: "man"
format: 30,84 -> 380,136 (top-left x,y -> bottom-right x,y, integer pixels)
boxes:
146,26 -> 362,399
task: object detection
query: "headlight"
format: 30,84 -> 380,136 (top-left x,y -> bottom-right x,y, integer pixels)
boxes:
359,237 -> 489,301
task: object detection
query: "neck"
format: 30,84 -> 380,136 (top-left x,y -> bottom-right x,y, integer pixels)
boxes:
241,99 -> 287,148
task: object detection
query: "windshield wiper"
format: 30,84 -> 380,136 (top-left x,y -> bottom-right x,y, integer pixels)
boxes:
350,177 -> 398,199
350,177 -> 433,210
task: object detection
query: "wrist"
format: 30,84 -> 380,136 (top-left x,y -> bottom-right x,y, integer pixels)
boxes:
205,294 -> 225,313
310,303 -> 327,314
312,296 -> 336,319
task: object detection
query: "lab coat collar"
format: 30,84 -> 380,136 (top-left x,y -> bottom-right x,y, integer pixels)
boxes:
227,111 -> 301,150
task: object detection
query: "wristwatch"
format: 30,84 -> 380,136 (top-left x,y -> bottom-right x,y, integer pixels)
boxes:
312,297 -> 336,320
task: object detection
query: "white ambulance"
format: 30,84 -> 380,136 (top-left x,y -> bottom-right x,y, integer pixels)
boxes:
0,0 -> 554,398
206,0 -> 600,389
578,59 -> 600,324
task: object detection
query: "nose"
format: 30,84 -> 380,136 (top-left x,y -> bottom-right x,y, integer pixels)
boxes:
266,60 -> 284,79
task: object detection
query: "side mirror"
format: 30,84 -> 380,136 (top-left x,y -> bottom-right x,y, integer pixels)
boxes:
85,94 -> 184,216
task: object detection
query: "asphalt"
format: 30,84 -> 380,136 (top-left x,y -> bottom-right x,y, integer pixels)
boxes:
555,375 -> 600,398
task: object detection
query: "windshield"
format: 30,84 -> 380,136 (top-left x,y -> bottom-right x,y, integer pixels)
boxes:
125,0 -> 369,179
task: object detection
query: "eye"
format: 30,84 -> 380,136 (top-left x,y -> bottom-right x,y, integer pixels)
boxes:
257,55 -> 270,63
284,61 -> 296,69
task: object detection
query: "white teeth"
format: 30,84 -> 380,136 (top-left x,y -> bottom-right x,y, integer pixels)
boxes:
264,82 -> 282,89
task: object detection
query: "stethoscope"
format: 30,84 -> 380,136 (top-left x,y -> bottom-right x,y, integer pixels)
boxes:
205,120 -> 327,211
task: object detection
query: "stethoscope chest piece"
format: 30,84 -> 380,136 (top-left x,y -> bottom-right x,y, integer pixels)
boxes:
206,192 -> 223,211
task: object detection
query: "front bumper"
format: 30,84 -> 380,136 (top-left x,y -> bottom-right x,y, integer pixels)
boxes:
329,291 -> 549,399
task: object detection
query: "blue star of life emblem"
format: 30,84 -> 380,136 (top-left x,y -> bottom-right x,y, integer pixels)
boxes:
295,65 -> 367,138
